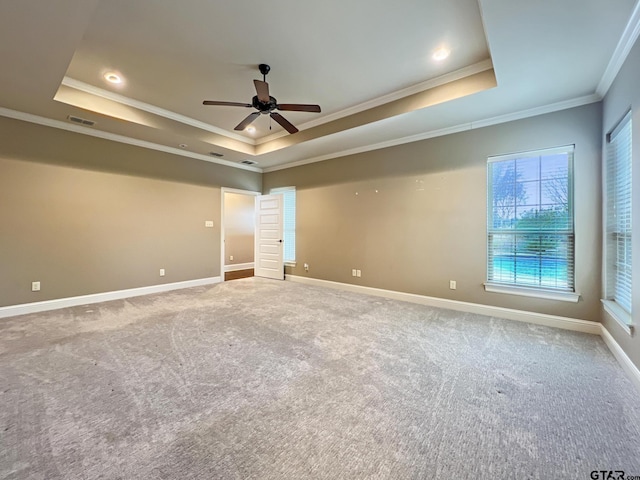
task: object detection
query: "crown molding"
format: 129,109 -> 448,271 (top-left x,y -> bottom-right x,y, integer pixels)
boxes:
596,0 -> 640,97
61,77 -> 255,145
0,107 -> 262,173
262,124 -> 472,173
262,93 -> 601,173
469,93 -> 601,129
64,61 -> 494,149
256,59 -> 495,145
0,93 -> 600,176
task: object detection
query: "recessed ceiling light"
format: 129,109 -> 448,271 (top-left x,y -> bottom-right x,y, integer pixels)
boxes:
432,47 -> 450,61
245,126 -> 256,134
104,72 -> 122,84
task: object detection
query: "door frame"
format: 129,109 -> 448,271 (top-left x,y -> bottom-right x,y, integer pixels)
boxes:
220,187 -> 260,282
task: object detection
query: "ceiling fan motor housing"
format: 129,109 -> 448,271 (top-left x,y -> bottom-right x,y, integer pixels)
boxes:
252,95 -> 278,113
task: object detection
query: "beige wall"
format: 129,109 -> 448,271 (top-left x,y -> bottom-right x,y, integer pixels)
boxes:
602,36 -> 640,369
264,103 -> 603,322
0,116 -> 261,307
3,74 -> 632,366
223,192 -> 255,266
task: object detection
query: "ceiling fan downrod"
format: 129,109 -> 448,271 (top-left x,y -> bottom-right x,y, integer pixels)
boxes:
259,63 -> 270,82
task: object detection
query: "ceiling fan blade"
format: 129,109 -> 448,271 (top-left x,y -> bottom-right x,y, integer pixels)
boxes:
277,103 -> 321,113
270,112 -> 298,134
254,79 -> 270,102
203,100 -> 252,107
234,112 -> 261,131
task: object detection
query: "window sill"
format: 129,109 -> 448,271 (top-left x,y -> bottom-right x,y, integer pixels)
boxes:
484,283 -> 580,303
284,261 -> 296,268
601,299 -> 634,336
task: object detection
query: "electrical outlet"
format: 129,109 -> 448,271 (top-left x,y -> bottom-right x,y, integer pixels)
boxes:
304,263 -> 309,271
229,255 -> 234,261
205,220 -> 214,228
160,269 -> 165,277
356,270 -> 362,277
352,269 -> 357,277
449,280 -> 457,290
31,281 -> 40,292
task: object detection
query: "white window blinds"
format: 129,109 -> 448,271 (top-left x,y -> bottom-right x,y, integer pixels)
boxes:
487,146 -> 574,291
606,112 -> 632,314
270,187 -> 296,263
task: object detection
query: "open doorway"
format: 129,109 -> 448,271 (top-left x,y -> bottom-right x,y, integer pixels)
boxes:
221,188 -> 259,281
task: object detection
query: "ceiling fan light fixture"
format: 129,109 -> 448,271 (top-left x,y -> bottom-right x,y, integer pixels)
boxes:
432,47 -> 450,61
104,72 -> 123,84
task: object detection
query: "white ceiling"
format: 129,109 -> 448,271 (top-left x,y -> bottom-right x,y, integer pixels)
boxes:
0,0 -> 637,172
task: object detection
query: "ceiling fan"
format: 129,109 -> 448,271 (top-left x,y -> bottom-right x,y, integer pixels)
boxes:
203,64 -> 321,134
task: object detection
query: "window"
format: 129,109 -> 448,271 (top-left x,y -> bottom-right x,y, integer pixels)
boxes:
486,146 -> 575,298
604,112 -> 632,326
270,187 -> 296,264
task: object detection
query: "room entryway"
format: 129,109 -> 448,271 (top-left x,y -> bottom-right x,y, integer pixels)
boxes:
221,189 -> 284,282
221,188 -> 259,282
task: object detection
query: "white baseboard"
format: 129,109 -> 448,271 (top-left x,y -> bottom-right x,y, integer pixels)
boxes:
3,273 -> 638,394
224,262 -> 255,273
286,275 -> 640,392
285,275 -> 600,334
0,277 -> 221,319
600,325 -> 640,393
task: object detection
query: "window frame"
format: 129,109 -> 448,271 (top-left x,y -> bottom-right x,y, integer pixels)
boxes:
602,111 -> 633,334
270,186 -> 296,266
484,145 -> 579,302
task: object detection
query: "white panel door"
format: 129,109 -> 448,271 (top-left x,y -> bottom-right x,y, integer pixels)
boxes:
254,194 -> 284,280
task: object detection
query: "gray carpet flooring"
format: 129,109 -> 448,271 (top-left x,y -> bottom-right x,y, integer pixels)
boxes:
1,277 -> 639,479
